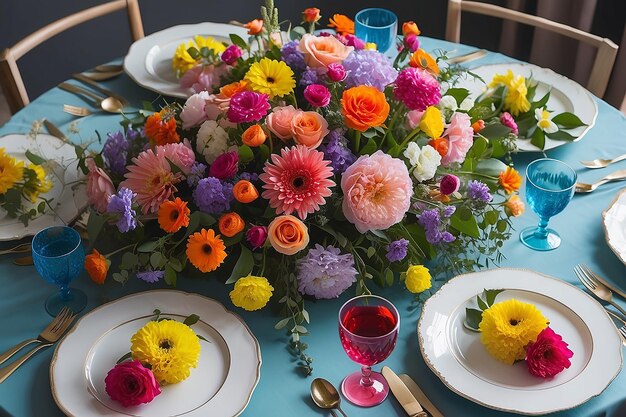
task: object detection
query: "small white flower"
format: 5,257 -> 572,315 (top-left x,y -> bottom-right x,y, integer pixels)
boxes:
196,120 -> 229,164
534,108 -> 558,134
439,95 -> 458,112
459,97 -> 474,111
413,145 -> 441,182
403,141 -> 421,166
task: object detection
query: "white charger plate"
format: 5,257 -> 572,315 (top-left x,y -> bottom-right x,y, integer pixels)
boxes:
51,290 -> 261,417
124,23 -> 249,99
418,268 -> 622,415
0,133 -> 87,241
459,63 -> 598,152
603,188 -> 626,265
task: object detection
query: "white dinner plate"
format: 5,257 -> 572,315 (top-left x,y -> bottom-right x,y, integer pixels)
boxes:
603,188 -> 626,265
51,290 -> 261,417
0,133 -> 87,241
124,23 -> 249,99
459,63 -> 598,152
418,268 -> 622,415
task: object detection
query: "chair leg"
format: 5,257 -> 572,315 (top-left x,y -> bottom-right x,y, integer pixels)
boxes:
0,50 -> 28,114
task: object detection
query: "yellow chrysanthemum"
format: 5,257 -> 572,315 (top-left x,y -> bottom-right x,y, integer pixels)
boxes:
488,70 -> 530,116
244,58 -> 295,98
479,299 -> 548,365
419,106 -> 444,139
0,148 -> 24,194
23,164 -> 53,203
130,320 -> 201,384
172,35 -> 227,76
230,275 -> 274,311
488,70 -> 514,89
405,265 -> 432,294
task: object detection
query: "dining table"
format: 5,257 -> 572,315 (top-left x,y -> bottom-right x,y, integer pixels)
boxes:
0,33 -> 625,417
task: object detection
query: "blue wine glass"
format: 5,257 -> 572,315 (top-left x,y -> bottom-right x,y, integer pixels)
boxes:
355,8 -> 398,55
32,226 -> 87,316
520,158 -> 577,251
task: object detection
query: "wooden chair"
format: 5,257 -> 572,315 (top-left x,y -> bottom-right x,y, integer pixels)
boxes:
0,0 -> 144,114
445,0 -> 619,97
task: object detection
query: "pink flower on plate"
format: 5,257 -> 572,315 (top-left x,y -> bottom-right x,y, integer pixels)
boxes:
441,112 -> 474,165
266,105 -> 299,141
525,327 -> 574,378
86,158 -> 114,213
246,225 -> 268,250
180,64 -> 229,93
500,111 -> 519,135
341,151 -> 413,233
157,140 -> 196,175
180,91 -> 210,129
209,151 -> 238,180
105,360 -> 161,407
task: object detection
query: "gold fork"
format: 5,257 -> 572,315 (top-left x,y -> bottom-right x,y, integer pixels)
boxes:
574,264 -> 626,318
0,308 -> 76,383
63,104 -> 92,117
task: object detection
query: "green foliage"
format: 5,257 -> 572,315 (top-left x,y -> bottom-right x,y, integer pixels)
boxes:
465,289 -> 505,331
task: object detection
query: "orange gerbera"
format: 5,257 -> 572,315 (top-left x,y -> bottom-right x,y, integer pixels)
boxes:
158,198 -> 190,233
428,138 -> 449,158
499,166 -> 522,194
220,80 -> 249,98
218,212 -> 245,237
245,19 -> 264,35
144,110 -> 180,146
85,249 -> 109,285
233,180 -> 259,203
341,85 -> 390,132
328,14 -> 354,35
186,229 -> 227,273
409,49 -> 440,75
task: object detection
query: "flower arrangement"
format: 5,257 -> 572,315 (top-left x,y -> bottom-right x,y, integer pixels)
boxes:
81,0 -> 526,374
466,290 -> 573,378
104,310 -> 203,407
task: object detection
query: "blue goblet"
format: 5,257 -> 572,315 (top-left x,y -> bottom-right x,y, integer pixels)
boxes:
32,226 -> 87,316
355,8 -> 398,55
520,158 -> 577,251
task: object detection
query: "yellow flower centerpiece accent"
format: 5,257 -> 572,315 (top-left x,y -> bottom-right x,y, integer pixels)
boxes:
419,106 -> 444,139
244,58 -> 296,98
130,320 -> 201,384
0,148 -> 24,194
405,265 -> 432,294
230,275 -> 274,311
479,299 -> 548,364
172,35 -> 226,77
489,70 -> 531,116
22,163 -> 53,203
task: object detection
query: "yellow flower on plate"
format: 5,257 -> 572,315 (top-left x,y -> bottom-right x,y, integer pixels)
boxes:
130,320 -> 201,384
405,265 -> 432,294
488,70 -> 514,89
230,275 -> 274,311
244,58 -> 296,98
172,35 -> 227,76
489,70 -> 531,116
479,299 -> 548,365
0,148 -> 24,194
535,108 -> 558,134
23,163 -> 52,203
419,106 -> 444,139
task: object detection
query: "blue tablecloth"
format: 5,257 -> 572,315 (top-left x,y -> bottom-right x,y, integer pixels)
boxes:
1,36 -> 625,417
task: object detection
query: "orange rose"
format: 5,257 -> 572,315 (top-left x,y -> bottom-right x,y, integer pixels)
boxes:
290,111 -> 329,148
428,137 -> 449,158
233,180 -> 259,203
328,14 -> 355,35
402,21 -> 421,37
471,120 -> 485,133
499,166 -> 522,194
85,249 -> 109,285
267,215 -> 309,255
219,212 -> 245,237
409,49 -> 440,75
266,105 -> 299,141
299,34 -> 354,68
303,7 -> 321,23
341,85 -> 390,132
244,19 -> 264,35
220,80 -> 248,98
242,124 -> 267,147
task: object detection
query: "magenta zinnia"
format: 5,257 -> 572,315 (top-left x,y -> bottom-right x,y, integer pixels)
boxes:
525,327 -> 574,378
260,145 -> 335,220
227,91 -> 271,123
393,67 -> 441,111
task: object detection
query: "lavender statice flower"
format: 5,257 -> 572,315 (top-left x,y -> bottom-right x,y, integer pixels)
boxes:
281,40 -> 306,71
297,244 -> 357,299
418,208 -> 455,244
137,270 -> 164,283
102,131 -> 129,175
193,177 -> 233,214
186,162 -> 207,187
443,205 -> 456,217
300,67 -> 320,86
106,187 -> 137,233
319,130 -> 356,174
467,180 -> 493,203
238,172 -> 259,182
342,50 -> 398,91
386,239 -> 409,262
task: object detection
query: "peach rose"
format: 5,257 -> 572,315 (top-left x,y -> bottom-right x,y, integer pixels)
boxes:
218,212 -> 245,237
290,111 -> 329,149
266,105 -> 299,141
299,34 -> 354,68
242,124 -> 267,147
267,215 -> 309,255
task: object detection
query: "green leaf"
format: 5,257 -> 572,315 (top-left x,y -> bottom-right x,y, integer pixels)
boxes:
384,268 -> 394,286
37,201 -> 46,213
150,252 -> 165,269
369,229 -> 390,242
552,112 -> 586,128
532,91 -> 550,110
474,158 -> 508,177
229,33 -> 248,49
451,211 -> 480,238
238,145 -> 254,163
318,224 -> 348,247
467,136 -> 488,158
275,318 -> 290,330
465,308 -> 483,331
198,212 -> 216,226
477,295 -> 488,311
366,247 -> 376,258
183,314 -> 200,326
445,88 -> 470,106
168,257 -> 183,272
485,289 -> 505,306
546,130 -> 577,141
120,252 -> 138,270
301,309 -> 310,324
166,157 -> 183,175
468,105 -> 493,121
225,244 -> 254,284
485,210 -> 499,225
164,264 -> 177,286
25,150 -> 46,165
86,210 -> 106,246
138,240 -> 159,253
187,47 -> 200,59
197,335 -> 210,343
222,232 -> 243,247
116,352 -> 132,364
515,116 -> 537,137
360,137 -> 377,155
152,309 -> 161,320
479,123 -> 511,140
497,219 -> 508,233
530,128 -> 545,149
458,206 -> 472,221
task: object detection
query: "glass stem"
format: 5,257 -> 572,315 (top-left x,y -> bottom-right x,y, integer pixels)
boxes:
535,217 -> 550,239
360,365 -> 374,387
59,285 -> 71,301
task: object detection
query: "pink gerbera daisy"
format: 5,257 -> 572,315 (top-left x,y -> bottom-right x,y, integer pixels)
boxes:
120,149 -> 182,214
260,145 -> 335,220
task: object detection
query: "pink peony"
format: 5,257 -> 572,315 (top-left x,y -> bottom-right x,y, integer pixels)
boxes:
341,151 -> 413,233
221,44 -> 242,65
441,112 -> 474,165
439,174 -> 460,195
246,225 -> 268,250
180,64 -> 229,93
405,109 -> 425,130
526,327 -> 574,378
157,140 -> 195,175
299,34 -> 354,68
500,111 -> 519,135
266,105 -> 299,141
404,34 -> 420,52
209,151 -> 238,180
342,34 -> 365,50
290,111 -> 329,149
105,360 -> 161,407
180,91 -> 210,129
227,91 -> 270,123
304,84 -> 331,108
327,63 -> 347,82
86,158 -> 115,213
393,67 -> 441,111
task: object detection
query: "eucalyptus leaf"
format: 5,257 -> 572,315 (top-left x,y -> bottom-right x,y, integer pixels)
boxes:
546,130 -> 577,141
229,33 -> 248,49
530,128 -> 545,149
485,288 -> 505,306
366,247 -> 376,258
477,295 -> 488,311
25,150 -> 46,165
275,318 -> 290,329
385,268 -> 394,286
138,240 -> 159,253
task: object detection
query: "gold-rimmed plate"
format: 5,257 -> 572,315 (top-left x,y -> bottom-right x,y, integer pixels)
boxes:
51,290 -> 261,417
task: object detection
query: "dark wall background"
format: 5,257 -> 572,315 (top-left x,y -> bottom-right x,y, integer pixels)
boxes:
0,0 -> 623,101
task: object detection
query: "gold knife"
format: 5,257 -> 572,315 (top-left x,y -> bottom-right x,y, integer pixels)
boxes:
43,119 -> 67,142
382,366 -> 428,417
585,268 -> 626,300
399,374 -> 444,417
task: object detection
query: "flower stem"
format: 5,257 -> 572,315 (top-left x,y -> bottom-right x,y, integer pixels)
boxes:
354,131 -> 361,154
105,243 -> 136,258
455,171 -> 499,181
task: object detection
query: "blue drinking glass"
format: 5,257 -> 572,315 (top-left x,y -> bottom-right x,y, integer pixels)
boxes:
520,158 -> 577,251
355,8 -> 398,55
32,226 -> 87,316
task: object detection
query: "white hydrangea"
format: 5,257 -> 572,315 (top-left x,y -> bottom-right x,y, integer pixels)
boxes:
439,95 -> 458,112
196,120 -> 229,164
459,97 -> 474,111
412,144 -> 441,182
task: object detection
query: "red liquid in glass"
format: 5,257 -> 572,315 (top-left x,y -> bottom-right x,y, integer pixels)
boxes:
339,305 -> 398,366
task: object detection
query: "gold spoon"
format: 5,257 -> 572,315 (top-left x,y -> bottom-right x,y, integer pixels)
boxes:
580,153 -> 626,169
58,83 -> 125,114
0,243 -> 31,256
310,378 -> 348,417
13,256 -> 33,266
575,169 -> 626,193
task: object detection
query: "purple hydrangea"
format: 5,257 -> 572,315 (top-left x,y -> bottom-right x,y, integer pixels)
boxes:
187,162 -> 207,187
342,50 -> 398,92
297,244 -> 357,299
281,40 -> 306,71
443,205 -> 456,217
238,172 -> 259,182
300,67 -> 320,86
137,270 -> 164,283
467,180 -> 493,203
386,239 -> 409,262
106,187 -> 137,233
418,208 -> 455,244
193,177 -> 233,214
319,130 -> 356,174
102,131 -> 129,175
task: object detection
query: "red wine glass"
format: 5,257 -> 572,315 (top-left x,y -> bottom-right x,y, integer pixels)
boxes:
338,295 -> 400,406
